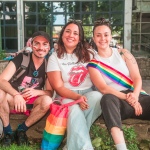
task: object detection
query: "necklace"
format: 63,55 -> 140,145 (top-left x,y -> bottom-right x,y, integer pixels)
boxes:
32,59 -> 44,77
33,70 -> 39,77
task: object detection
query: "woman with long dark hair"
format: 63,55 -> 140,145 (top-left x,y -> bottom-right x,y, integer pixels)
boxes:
47,20 -> 102,150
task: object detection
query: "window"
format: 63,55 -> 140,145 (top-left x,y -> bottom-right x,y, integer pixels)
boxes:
132,12 -> 150,57
0,2 -> 17,52
24,0 -> 124,49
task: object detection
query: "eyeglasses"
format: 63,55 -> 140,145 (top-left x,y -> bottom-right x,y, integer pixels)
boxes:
68,19 -> 82,24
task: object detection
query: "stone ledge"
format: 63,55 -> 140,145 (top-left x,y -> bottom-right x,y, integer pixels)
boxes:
9,114 -> 150,142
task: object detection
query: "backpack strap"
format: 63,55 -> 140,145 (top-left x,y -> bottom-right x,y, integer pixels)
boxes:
10,53 -> 30,83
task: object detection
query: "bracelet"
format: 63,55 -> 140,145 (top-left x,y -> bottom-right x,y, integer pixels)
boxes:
13,94 -> 20,97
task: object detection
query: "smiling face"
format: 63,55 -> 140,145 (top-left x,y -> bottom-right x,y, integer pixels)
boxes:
93,25 -> 112,51
31,36 -> 50,58
62,23 -> 80,53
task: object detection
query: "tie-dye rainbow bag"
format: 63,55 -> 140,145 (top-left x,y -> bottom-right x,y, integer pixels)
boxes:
41,97 -> 83,150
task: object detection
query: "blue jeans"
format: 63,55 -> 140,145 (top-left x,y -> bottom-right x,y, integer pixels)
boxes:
61,88 -> 102,150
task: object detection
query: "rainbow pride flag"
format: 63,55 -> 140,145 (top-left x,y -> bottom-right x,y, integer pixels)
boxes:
87,59 -> 148,95
41,103 -> 68,150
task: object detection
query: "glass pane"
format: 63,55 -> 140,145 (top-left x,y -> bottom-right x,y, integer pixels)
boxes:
141,23 -> 150,33
53,15 -> 65,25
25,15 -> 36,24
132,23 -> 140,33
82,14 -> 94,25
82,2 -> 94,12
132,13 -> 141,22
25,26 -> 37,37
111,13 -> 123,25
66,2 -> 80,13
67,14 -> 80,21
53,26 -> 62,39
1,26 -> 4,37
132,34 -> 140,43
39,26 -> 50,34
141,43 -> 150,53
112,25 -> 124,45
132,44 -> 141,53
25,2 -> 36,12
38,2 -> 52,13
141,34 -> 150,52
142,13 -> 150,22
95,13 -> 109,21
111,1 -> 124,11
6,39 -> 17,50
38,14 -> 52,25
141,34 -> 150,43
5,15 -> 17,24
96,1 -> 109,12
5,26 -> 17,37
53,2 -> 65,13
83,26 -> 93,39
4,2 -> 16,12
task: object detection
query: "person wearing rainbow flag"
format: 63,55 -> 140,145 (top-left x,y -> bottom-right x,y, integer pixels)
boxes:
87,18 -> 150,150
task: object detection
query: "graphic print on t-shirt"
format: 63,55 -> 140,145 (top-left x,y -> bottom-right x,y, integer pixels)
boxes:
68,65 -> 88,86
19,76 -> 42,91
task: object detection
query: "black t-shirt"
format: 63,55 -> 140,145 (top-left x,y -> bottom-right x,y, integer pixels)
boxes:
10,53 -> 46,91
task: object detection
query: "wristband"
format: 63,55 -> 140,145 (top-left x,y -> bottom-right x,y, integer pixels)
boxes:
13,94 -> 20,97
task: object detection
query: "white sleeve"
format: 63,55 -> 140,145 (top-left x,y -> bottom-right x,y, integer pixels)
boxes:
46,52 -> 60,72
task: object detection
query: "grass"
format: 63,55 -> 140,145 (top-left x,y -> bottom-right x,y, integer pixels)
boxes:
0,143 -> 40,150
0,124 -> 150,150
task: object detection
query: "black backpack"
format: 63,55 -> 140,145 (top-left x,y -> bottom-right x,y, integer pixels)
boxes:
10,53 -> 47,83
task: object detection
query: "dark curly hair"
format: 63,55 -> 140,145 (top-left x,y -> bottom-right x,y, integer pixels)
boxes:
57,20 -> 93,63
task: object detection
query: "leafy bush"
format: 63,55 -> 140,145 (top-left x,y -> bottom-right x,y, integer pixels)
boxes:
90,124 -> 139,150
0,50 -> 6,60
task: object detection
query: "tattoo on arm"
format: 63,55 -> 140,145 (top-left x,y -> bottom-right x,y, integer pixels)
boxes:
120,50 -> 136,64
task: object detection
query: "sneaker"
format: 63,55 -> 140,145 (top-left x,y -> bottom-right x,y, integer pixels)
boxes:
1,132 -> 15,146
15,129 -> 29,146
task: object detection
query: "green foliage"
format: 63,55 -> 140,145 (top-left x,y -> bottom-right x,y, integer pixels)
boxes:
0,50 -> 6,60
139,139 -> 150,150
0,143 -> 40,150
90,124 -> 139,150
123,126 -> 139,150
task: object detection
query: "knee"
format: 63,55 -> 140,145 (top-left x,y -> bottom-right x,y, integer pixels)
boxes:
84,91 -> 103,103
69,104 -> 82,116
0,89 -> 6,103
100,94 -> 116,107
40,95 -> 52,111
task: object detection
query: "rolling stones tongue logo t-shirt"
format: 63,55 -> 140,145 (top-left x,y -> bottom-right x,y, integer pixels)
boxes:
47,52 -> 93,90
69,65 -> 88,86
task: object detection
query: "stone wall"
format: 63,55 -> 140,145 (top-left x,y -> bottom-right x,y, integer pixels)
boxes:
0,60 -> 8,73
136,57 -> 150,80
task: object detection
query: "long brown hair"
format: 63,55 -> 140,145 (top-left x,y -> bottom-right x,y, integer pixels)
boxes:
57,20 -> 93,63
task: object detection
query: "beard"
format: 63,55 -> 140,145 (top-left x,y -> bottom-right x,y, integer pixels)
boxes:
33,52 -> 45,59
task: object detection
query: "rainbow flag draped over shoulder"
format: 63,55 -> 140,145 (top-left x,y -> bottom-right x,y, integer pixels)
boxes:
87,59 -> 148,95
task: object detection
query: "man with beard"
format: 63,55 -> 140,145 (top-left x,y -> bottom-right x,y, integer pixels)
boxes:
0,31 -> 53,146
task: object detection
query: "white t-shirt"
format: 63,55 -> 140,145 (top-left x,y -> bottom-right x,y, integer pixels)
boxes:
47,52 -> 93,90
94,48 -> 130,91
